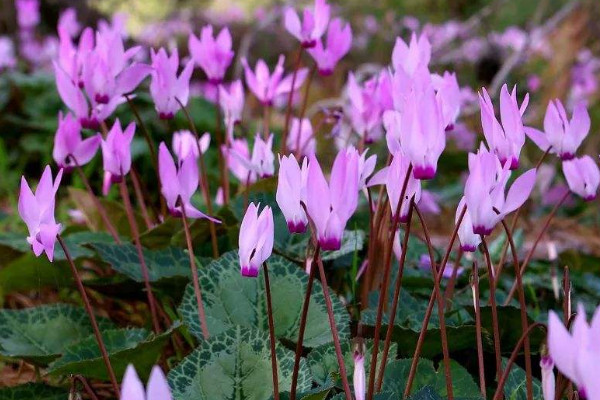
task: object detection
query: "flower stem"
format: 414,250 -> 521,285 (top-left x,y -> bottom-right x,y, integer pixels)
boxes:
293,64 -> 317,158
130,168 -> 153,229
471,260 -> 486,398
315,253 -> 353,400
179,197 -> 210,340
491,323 -> 546,400
119,178 -> 161,334
263,261 -> 280,400
69,156 -> 120,243
413,205 -> 453,400
480,237 -> 502,385
57,235 -> 120,397
290,251 -> 318,400
367,165 -> 413,400
282,46 -> 304,154
263,104 -> 271,140
404,205 -> 466,397
498,218 -> 533,400
504,191 -> 570,305
176,98 -> 220,258
375,200 -> 414,392
443,249 -> 463,311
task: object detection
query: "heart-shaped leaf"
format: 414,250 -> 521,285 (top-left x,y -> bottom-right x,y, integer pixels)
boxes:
0,383 -> 67,400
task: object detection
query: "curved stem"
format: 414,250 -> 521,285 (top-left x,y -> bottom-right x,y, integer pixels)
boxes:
316,252 -> 353,400
179,198 -> 210,340
176,98 -> 220,258
404,205 -> 466,397
119,179 -> 161,334
69,156 -> 120,243
263,261 -> 280,400
471,261 -> 486,398
130,167 -> 153,229
413,205 -> 453,400
72,375 -> 100,400
504,191 -> 570,305
492,323 -> 546,400
57,235 -> 120,397
367,165 -> 413,400
375,200 -> 414,391
282,46 -> 304,153
480,237 -> 502,385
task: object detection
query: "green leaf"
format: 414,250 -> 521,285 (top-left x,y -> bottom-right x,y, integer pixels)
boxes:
0,254 -> 72,296
0,304 -> 114,365
307,339 -> 397,386
0,383 -> 67,400
179,251 -> 350,348
408,386 -> 444,400
47,324 -> 177,380
502,359 -> 542,400
381,358 -> 481,399
168,326 -> 312,400
90,242 -> 191,282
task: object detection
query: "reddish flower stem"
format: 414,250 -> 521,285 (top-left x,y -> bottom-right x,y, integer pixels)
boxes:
263,261 -> 280,400
57,235 -> 120,397
404,205 -> 466,397
179,197 -> 210,340
119,179 -> 161,334
471,260 -> 486,398
479,237 -> 503,385
130,168 -> 153,229
443,248 -> 463,311
504,191 -> 570,305
413,205 -> 453,400
367,165 -> 413,400
69,156 -> 120,243
263,105 -> 271,141
281,46 -> 304,154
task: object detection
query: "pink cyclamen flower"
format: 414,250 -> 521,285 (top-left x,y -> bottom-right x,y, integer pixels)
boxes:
562,155 -> 600,201
150,48 -> 194,120
391,32 -> 431,76
368,152 -> 421,223
52,112 -> 101,171
432,71 -> 461,130
101,120 -> 135,195
307,18 -> 352,76
239,203 -> 274,277
16,0 -> 40,30
287,118 -> 316,157
189,25 -> 234,84
479,84 -> 529,170
306,149 -> 359,250
464,145 -> 537,235
158,142 -> 219,221
456,198 -> 480,252
121,364 -> 172,400
230,134 -> 275,181
18,166 -> 63,262
284,0 -> 330,48
56,26 -> 93,88
358,149 -> 377,190
418,254 -> 463,278
58,8 -> 80,38
346,73 -> 383,142
172,130 -> 210,161
242,55 -> 308,106
353,350 -> 366,400
223,138 -> 253,183
0,37 -> 16,71
540,356 -> 555,400
219,80 -> 245,138
276,155 -> 308,233
548,304 -> 600,399
400,84 -> 446,179
526,100 -> 590,160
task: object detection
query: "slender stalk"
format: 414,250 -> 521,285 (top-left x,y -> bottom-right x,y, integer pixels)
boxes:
404,205 -> 466,397
179,197 -> 210,340
289,250 -> 318,400
263,262 -> 280,400
263,105 -> 271,140
176,98 -> 220,258
492,323 -> 546,400
281,46 -> 304,153
495,147 -> 551,275
293,64 -> 317,158
119,179 -> 161,333
504,191 -> 570,304
375,201 -> 414,391
413,205 -> 453,400
498,218 -> 533,400
480,237 -> 503,385
130,168 -> 153,229
125,95 -> 157,165
471,261 -> 486,398
57,235 -> 120,397
315,253 -> 353,400
69,156 -> 120,243
367,165 -> 413,400
443,249 -> 463,311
